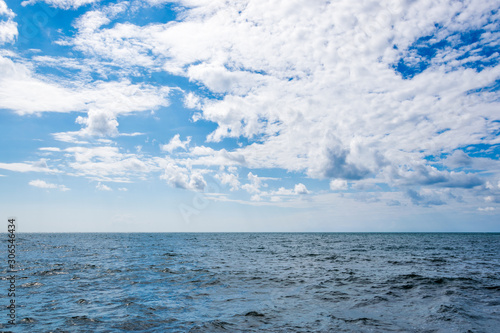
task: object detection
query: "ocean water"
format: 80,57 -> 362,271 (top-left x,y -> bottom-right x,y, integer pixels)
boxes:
2,233 -> 500,332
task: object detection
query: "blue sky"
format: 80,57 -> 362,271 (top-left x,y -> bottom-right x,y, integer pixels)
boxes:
0,0 -> 499,232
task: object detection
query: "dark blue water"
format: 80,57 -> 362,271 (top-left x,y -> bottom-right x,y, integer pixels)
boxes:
2,233 -> 500,332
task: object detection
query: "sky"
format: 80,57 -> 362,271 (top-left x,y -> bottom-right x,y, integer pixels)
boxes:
0,0 -> 499,232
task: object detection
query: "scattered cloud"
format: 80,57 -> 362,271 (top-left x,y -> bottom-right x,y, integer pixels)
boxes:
183,92 -> 202,109
29,179 -> 69,191
159,160 -> 207,191
39,147 -> 61,152
161,134 -> 192,153
0,56 -> 170,137
215,171 -> 240,191
242,172 -> 266,194
250,194 -> 261,202
21,0 -> 99,10
64,146 -> 157,182
330,179 -> 348,191
406,189 -> 445,207
1,0 -> 499,214
0,1 -> 17,45
294,183 -> 309,195
0,161 -> 60,173
96,182 -> 112,191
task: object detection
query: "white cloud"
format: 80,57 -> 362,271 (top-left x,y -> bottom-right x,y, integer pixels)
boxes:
0,161 -> 60,173
73,3 -> 114,32
0,55 -> 87,114
485,181 -> 495,190
39,147 -> 61,152
49,0 -> 488,200
215,172 -> 240,191
29,179 -> 69,191
64,146 -> 158,182
143,0 -> 171,6
251,194 -> 261,202
0,54 -> 170,139
21,0 -> 99,10
0,20 -> 16,44
184,92 -> 202,109
149,0 -> 498,192
0,0 -> 13,17
96,182 -> 112,191
1,57 -> 169,114
0,0 -> 17,45
270,196 -> 281,202
2,0 -> 500,207
294,183 -> 309,195
76,108 -> 119,137
406,189 -> 445,207
118,187 -> 128,191
158,157 -> 207,191
52,131 -> 88,144
120,132 -> 144,137
188,172 -> 207,191
267,183 -> 310,196
478,207 -> 495,212
330,179 -> 348,191
242,172 -> 265,194
161,134 -> 191,153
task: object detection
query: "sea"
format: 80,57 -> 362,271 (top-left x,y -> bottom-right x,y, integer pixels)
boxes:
2,233 -> 500,332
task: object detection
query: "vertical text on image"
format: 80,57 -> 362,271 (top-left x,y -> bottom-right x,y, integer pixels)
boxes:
6,218 -> 16,326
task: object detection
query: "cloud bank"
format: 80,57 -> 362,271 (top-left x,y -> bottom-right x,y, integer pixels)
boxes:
1,0 -> 499,211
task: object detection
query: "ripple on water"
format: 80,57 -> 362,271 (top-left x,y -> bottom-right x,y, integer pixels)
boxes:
12,233 -> 500,332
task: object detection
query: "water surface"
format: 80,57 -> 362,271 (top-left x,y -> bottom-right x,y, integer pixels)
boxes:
3,233 -> 500,332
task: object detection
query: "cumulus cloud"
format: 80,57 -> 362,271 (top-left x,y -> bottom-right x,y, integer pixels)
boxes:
29,179 -> 69,191
393,164 -> 483,188
0,0 -> 17,45
242,172 -> 266,194
294,183 -> 309,195
406,189 -> 445,207
441,150 -> 500,171
184,92 -> 202,109
267,183 -> 310,196
0,53 -> 170,139
215,172 -> 240,191
61,146 -> 159,182
96,182 -> 112,191
313,145 -> 371,180
330,179 -> 348,191
81,0 -> 495,197
0,20 -> 16,44
250,194 -> 261,202
2,0 -> 500,207
159,161 -> 207,191
0,0 -> 13,16
76,108 -> 119,137
161,134 -> 192,153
